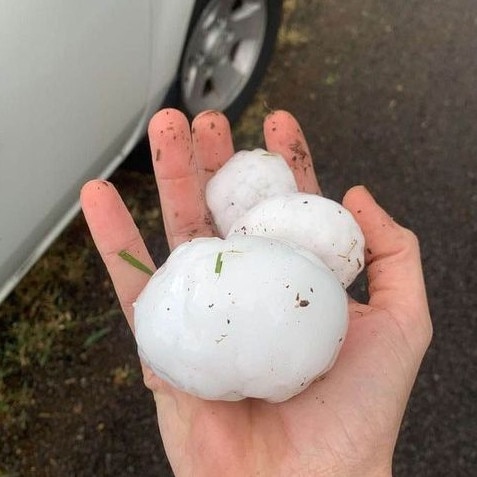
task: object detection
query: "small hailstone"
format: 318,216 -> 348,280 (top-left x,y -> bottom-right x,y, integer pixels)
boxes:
205,149 -> 297,237
228,193 -> 365,288
134,234 -> 348,403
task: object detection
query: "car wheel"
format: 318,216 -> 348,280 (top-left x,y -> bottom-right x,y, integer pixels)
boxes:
122,0 -> 282,173
179,0 -> 283,122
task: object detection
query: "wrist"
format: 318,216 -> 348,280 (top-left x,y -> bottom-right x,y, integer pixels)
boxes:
329,457 -> 392,477
351,461 -> 392,477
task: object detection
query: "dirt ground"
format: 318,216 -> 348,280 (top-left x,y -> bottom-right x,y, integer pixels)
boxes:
2,0 -> 476,476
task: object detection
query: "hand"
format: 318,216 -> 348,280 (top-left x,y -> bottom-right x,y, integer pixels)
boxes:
81,109 -> 432,477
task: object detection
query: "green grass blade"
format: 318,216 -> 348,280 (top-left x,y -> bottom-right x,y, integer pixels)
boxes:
118,250 -> 154,276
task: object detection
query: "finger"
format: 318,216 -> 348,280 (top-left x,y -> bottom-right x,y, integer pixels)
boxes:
191,110 -> 235,186
148,108 -> 214,250
263,110 -> 321,194
343,186 -> 432,346
80,180 -> 155,330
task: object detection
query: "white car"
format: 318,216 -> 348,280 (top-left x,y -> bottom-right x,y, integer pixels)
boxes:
0,0 -> 282,303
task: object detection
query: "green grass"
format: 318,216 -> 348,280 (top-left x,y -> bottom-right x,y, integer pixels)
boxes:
0,213 -> 115,431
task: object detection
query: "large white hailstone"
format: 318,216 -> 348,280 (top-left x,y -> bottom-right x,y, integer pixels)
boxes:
228,193 -> 365,289
205,149 -> 298,237
134,234 -> 348,403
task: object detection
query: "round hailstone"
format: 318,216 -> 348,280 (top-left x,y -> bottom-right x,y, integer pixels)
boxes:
205,149 -> 298,237
228,193 -> 365,288
134,234 -> 348,403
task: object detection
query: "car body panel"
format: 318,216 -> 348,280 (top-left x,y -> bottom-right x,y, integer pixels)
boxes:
0,0 -> 195,303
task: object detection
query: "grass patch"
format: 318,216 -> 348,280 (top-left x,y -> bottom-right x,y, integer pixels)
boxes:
0,214 -> 117,432
0,170 -> 162,436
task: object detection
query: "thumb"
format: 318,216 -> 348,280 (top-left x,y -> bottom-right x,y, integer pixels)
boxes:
343,186 -> 432,351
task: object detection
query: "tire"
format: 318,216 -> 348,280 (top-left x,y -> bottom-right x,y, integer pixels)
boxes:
178,0 -> 283,123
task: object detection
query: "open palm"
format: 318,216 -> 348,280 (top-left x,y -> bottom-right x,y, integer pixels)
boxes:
81,109 -> 432,477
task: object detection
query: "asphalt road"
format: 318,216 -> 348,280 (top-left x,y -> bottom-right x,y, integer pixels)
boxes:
256,1 -> 476,475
